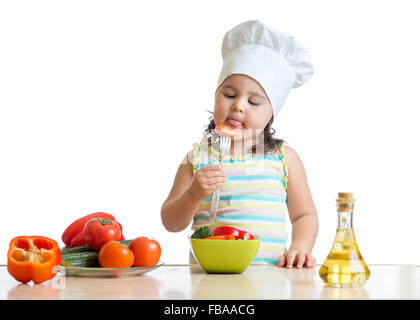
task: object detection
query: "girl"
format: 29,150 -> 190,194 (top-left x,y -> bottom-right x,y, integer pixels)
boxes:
161,20 -> 318,268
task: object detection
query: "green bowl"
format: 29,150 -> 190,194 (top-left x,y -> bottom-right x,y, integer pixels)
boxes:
189,236 -> 260,274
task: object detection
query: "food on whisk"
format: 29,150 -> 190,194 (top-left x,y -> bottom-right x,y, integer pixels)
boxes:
215,124 -> 239,136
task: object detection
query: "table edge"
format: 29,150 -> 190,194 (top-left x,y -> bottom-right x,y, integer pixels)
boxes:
1,263 -> 419,267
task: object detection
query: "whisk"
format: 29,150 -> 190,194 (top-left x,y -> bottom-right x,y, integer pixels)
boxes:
208,125 -> 236,224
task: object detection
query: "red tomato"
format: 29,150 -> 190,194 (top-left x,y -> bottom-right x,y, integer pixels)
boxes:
98,241 -> 134,268
129,237 -> 161,267
83,217 -> 121,250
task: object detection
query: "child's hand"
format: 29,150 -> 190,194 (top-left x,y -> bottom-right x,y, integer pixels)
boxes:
189,164 -> 226,201
278,250 -> 316,269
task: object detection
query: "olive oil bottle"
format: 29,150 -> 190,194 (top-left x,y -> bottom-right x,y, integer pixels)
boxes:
319,193 -> 370,287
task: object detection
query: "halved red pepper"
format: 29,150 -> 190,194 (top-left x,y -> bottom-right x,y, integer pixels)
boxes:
212,226 -> 255,240
204,234 -> 236,240
7,236 -> 61,284
62,212 -> 124,248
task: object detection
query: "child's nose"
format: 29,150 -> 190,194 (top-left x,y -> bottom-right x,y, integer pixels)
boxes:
232,102 -> 245,113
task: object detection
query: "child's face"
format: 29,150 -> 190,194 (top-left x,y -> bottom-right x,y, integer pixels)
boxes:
214,74 -> 273,140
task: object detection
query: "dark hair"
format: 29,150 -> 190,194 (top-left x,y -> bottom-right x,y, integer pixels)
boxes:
204,111 -> 284,153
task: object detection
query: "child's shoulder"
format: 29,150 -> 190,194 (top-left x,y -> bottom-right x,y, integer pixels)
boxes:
280,143 -> 305,172
273,141 -> 293,156
280,143 -> 294,157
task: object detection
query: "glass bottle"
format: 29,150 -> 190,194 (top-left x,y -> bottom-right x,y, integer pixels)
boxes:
319,192 -> 370,287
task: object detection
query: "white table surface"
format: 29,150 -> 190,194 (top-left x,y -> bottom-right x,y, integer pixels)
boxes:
1,264 -> 419,300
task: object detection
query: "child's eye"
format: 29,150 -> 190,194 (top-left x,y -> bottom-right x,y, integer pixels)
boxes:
249,101 -> 259,106
224,94 -> 235,99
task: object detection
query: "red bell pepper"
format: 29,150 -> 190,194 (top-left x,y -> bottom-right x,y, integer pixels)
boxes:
62,212 -> 124,248
7,236 -> 61,284
212,226 -> 255,240
115,221 -> 125,240
68,229 -> 87,247
204,235 -> 236,240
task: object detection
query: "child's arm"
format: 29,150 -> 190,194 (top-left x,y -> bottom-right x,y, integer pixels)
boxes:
161,151 -> 226,232
278,145 -> 319,269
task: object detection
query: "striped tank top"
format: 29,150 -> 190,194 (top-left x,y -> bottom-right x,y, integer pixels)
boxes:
189,139 -> 288,265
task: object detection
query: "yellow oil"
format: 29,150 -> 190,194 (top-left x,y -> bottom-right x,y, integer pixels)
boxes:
319,228 -> 370,288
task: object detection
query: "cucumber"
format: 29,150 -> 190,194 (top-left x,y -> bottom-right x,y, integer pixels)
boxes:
60,239 -> 132,255
60,245 -> 96,255
60,239 -> 133,267
60,259 -> 74,267
61,251 -> 100,267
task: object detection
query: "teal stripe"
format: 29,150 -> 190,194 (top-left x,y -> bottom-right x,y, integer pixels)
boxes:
261,237 -> 286,244
196,161 -> 220,169
196,155 -> 282,170
197,154 -> 281,164
196,164 -> 218,170
193,215 -> 285,223
224,155 -> 280,162
203,195 -> 286,203
227,175 -> 282,181
253,257 -> 279,265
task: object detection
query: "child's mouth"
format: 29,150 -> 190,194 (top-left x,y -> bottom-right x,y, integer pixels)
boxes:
227,118 -> 243,128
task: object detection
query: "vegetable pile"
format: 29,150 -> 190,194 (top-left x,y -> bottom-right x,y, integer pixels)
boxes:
191,226 -> 255,240
60,213 -> 161,269
7,211 -> 162,284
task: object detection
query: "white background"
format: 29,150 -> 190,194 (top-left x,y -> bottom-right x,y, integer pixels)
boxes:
1,0 -> 419,266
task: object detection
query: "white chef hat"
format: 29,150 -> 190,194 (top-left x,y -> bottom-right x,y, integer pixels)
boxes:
216,20 -> 314,118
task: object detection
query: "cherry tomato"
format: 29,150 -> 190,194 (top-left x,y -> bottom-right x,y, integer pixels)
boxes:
129,237 -> 161,267
98,241 -> 134,268
83,217 -> 121,250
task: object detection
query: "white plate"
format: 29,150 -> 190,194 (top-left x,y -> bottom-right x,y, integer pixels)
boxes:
60,261 -> 164,277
